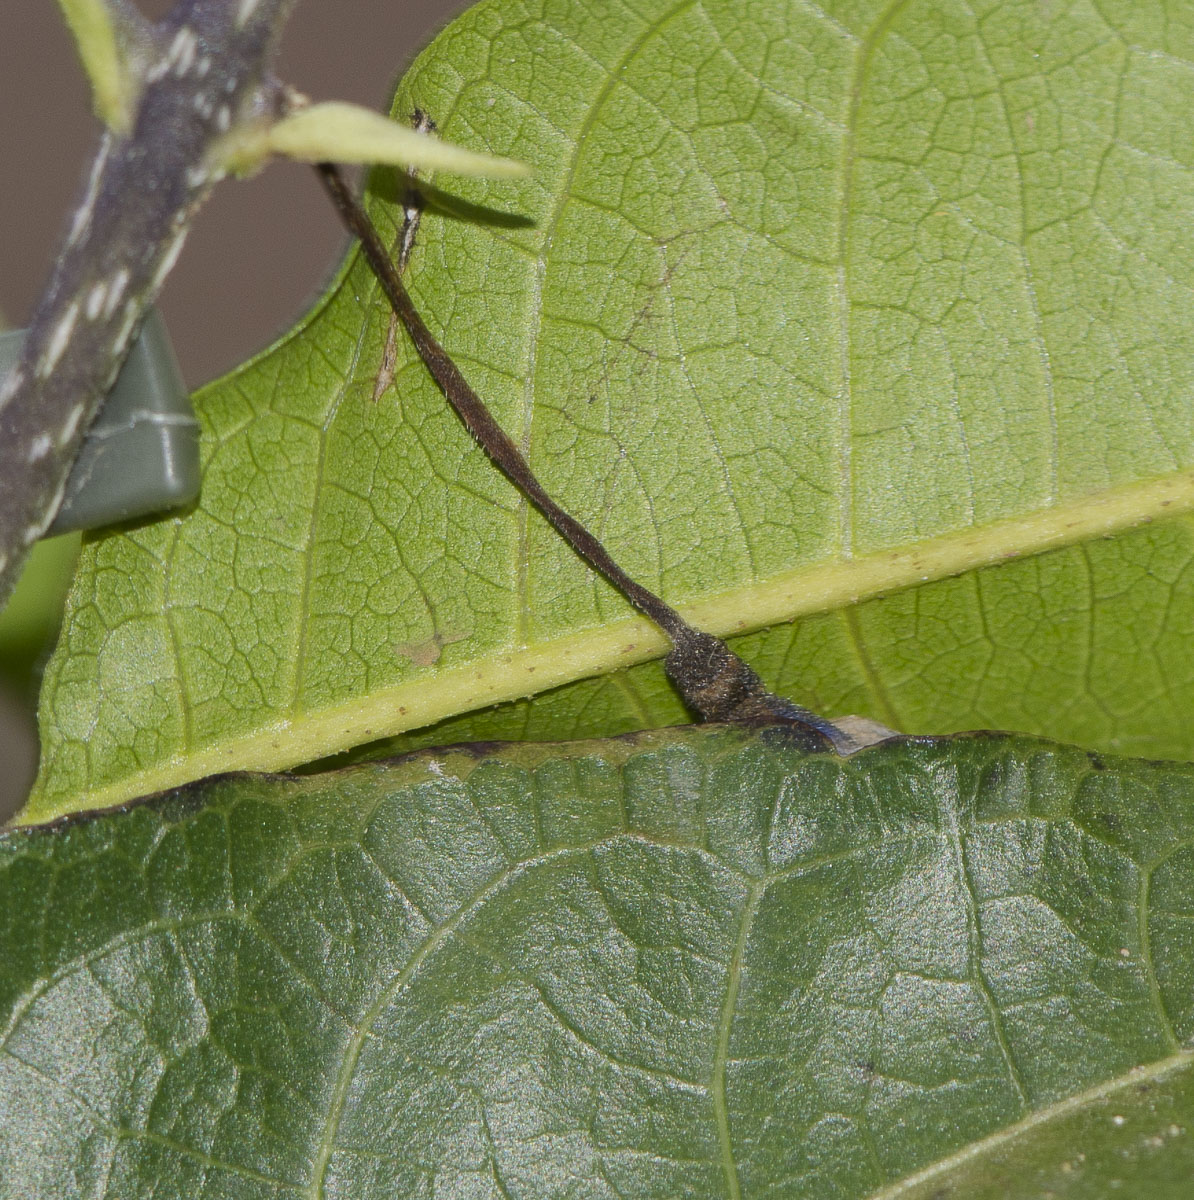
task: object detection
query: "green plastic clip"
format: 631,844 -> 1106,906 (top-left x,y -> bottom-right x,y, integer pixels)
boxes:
0,308 -> 200,535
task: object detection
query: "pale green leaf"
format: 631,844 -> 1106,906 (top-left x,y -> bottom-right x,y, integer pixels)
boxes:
5,727 -> 1194,1196
29,0 -> 1194,821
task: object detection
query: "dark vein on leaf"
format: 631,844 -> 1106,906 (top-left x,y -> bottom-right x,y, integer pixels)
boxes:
842,606 -> 901,730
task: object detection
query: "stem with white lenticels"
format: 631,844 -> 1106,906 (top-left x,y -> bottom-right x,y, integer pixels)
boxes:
0,0 -> 300,606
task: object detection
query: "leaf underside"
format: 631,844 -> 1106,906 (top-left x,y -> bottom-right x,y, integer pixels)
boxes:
5,726 -> 1194,1197
28,0 -> 1194,821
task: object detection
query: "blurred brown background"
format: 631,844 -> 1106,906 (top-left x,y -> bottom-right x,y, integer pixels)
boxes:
0,0 -> 471,818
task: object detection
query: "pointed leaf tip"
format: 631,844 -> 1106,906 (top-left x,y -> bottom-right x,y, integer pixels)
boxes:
260,101 -> 531,178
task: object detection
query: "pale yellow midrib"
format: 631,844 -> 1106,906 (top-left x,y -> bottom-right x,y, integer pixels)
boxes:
22,467 -> 1194,822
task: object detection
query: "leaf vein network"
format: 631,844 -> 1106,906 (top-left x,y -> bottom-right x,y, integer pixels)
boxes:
510,0 -> 699,641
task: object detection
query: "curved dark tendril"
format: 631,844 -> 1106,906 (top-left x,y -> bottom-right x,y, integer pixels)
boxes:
315,160 -> 842,747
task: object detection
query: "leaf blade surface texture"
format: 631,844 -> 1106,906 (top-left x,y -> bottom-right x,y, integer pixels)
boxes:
6,727 -> 1194,1195
31,0 -> 1194,819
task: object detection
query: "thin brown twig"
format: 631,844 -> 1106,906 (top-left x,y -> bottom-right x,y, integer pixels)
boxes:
315,160 -> 841,743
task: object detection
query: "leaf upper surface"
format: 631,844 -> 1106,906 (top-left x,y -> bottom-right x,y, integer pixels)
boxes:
29,0 -> 1194,820
5,726 -> 1194,1195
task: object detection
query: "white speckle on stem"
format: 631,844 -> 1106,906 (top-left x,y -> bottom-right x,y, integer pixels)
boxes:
0,368 -> 23,413
28,433 -> 52,462
24,477 -> 68,547
151,227 -> 190,294
58,403 -> 86,448
114,300 -> 141,359
172,27 -> 198,77
37,301 -> 80,379
196,55 -> 211,78
102,268 -> 130,320
148,26 -> 199,82
85,281 -> 109,322
66,134 -> 111,249
217,105 -> 232,132
186,164 -> 210,188
237,0 -> 262,27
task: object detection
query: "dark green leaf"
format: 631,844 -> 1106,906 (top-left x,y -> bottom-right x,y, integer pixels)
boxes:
4,726 -> 1194,1196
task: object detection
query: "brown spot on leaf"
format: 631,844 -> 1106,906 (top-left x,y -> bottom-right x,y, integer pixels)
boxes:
394,627 -> 470,668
